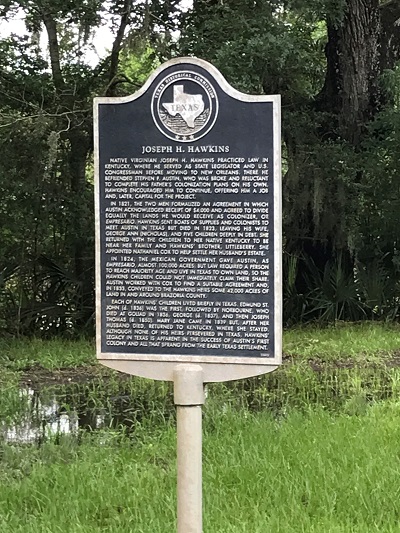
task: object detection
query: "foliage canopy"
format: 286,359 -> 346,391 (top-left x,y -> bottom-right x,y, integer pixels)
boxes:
1,0 -> 400,334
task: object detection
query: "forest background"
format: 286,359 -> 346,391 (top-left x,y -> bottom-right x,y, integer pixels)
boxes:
1,0 -> 400,338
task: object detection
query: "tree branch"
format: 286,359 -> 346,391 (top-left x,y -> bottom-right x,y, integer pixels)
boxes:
0,110 -> 90,129
380,0 -> 400,70
41,10 -> 65,92
104,74 -> 139,96
106,0 -> 132,97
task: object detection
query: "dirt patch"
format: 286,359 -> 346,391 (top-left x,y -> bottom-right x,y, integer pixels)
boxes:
19,351 -> 400,387
385,352 -> 400,368
20,365 -> 131,388
285,350 -> 400,372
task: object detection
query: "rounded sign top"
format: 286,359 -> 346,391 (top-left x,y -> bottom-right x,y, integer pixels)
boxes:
94,57 -> 282,382
151,70 -> 219,143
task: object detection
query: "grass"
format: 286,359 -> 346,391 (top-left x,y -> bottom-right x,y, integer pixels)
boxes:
1,323 -> 400,531
203,403 -> 400,532
2,322 -> 400,429
0,322 -> 400,372
284,321 -> 400,361
1,403 -> 400,531
0,337 -> 96,371
0,321 -> 399,372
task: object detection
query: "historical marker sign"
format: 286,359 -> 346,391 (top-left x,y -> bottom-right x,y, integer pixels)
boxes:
94,57 -> 282,381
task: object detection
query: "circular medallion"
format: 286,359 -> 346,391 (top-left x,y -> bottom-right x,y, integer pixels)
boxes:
151,70 -> 219,142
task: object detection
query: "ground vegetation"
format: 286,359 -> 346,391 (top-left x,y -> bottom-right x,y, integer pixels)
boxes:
1,326 -> 400,531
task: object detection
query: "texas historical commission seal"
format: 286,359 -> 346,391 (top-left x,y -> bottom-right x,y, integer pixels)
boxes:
151,70 -> 219,142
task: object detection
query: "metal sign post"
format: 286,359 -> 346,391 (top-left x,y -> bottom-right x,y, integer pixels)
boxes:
174,365 -> 204,533
94,57 -> 281,532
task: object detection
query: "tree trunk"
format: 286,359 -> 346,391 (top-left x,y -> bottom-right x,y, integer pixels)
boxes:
318,0 -> 381,145
380,0 -> 400,71
286,0 -> 381,275
68,129 -> 93,328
